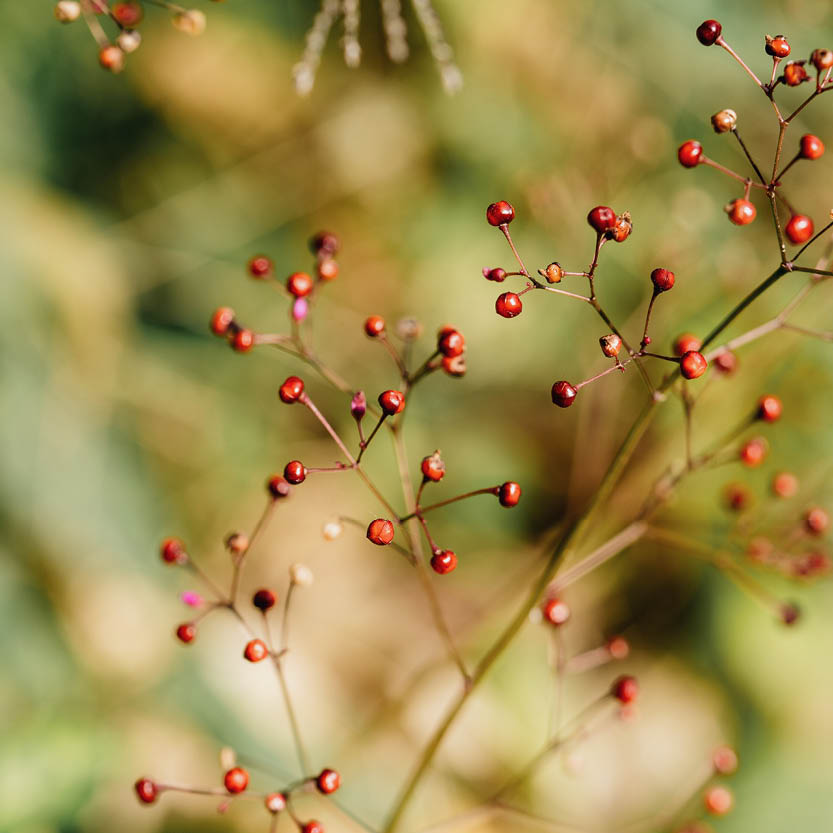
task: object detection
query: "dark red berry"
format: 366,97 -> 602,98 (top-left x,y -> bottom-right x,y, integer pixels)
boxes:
785,214 -> 814,244
364,315 -> 386,337
783,61 -> 809,86
484,267 -> 507,282
287,272 -> 314,298
757,394 -> 782,422
176,623 -> 196,644
551,381 -> 577,408
421,451 -> 446,482
726,198 -> 756,226
696,20 -> 722,46
740,437 -> 768,466
279,376 -> 305,404
680,350 -> 708,379
247,255 -> 273,279
112,1 -> 144,25
724,483 -> 750,511
611,674 -> 639,704
804,507 -> 829,535
378,390 -> 405,416
316,768 -> 341,794
780,602 -> 801,625
244,638 -> 269,662
542,598 -> 570,626
267,475 -> 291,499
310,231 -> 340,257
678,140 -> 703,168
799,134 -> 824,160
210,306 -> 235,336
430,549 -> 457,574
765,35 -> 790,58
265,792 -> 287,813
367,518 -> 395,545
650,268 -> 675,292
232,329 -> 255,352
587,205 -> 616,234
317,259 -> 338,281
703,785 -> 734,816
673,333 -> 701,356
252,588 -> 277,611
486,201 -> 515,226
284,461 -> 306,484
224,767 -> 249,794
495,292 -> 522,318
134,778 -> 158,804
438,329 -> 465,358
498,481 -> 521,507
160,537 -> 187,565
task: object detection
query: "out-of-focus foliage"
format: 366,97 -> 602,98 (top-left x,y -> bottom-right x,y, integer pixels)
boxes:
2,1 -> 833,831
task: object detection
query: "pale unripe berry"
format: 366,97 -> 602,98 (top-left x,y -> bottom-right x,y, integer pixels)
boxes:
172,10 -> 206,35
290,563 -> 314,586
54,1 -> 81,22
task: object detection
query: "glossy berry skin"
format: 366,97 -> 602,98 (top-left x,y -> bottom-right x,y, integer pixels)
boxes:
247,255 -> 273,278
673,333 -> 701,356
421,452 -> 446,482
484,267 -> 507,282
587,205 -> 616,234
224,767 -> 249,794
160,537 -> 186,565
785,214 -> 814,244
244,638 -> 269,663
252,588 -> 277,611
316,768 -> 341,794
279,376 -> 305,404
740,437 -> 768,467
726,198 -> 756,225
431,550 -> 458,574
438,329 -> 465,358
551,381 -> 577,408
317,259 -> 339,281
712,746 -> 739,775
611,674 -> 639,704
98,45 -> 125,73
498,481 -> 522,507
542,598 -> 570,626
176,623 -> 196,644
678,140 -> 703,168
267,475 -> 291,499
265,792 -> 287,813
134,778 -> 158,804
210,306 -> 235,336
711,109 -> 737,133
799,134 -> 824,160
680,350 -> 708,380
232,328 -> 255,352
650,268 -> 675,292
703,785 -> 734,816
805,507 -> 829,535
301,822 -> 324,833
364,315 -> 386,337
783,62 -> 809,86
766,35 -> 790,58
757,394 -> 782,422
544,262 -> 563,283
367,519 -> 395,546
286,271 -> 313,298
378,390 -> 405,416
284,461 -> 306,484
608,213 -> 632,243
495,292 -> 522,318
696,19 -> 722,46
486,201 -> 515,226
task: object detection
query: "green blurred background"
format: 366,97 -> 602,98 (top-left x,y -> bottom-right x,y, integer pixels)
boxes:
2,1 -> 833,831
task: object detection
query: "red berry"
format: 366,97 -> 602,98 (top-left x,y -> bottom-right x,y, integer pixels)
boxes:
244,638 -> 269,662
247,255 -> 273,278
279,376 -> 305,404
696,19 -> 722,46
673,333 -> 701,356
799,134 -> 824,160
284,461 -> 306,484
772,471 -> 798,498
134,778 -> 158,804
607,212 -> 632,242
176,623 -> 196,644
438,329 -> 465,358
430,550 -> 458,574
703,785 -> 734,816
495,292 -> 522,318
712,745 -> 739,775
378,389 -> 405,416
607,635 -> 630,660
265,792 -> 287,813
678,140 -> 703,168
421,451 -> 446,482
442,355 -> 467,377
112,2 -> 143,26
498,481 -> 521,507
98,45 -> 125,73
551,381 -> 577,408
484,267 -> 507,282
267,475 -> 291,499
160,537 -> 187,565
680,350 -> 708,380
785,214 -> 814,244
224,767 -> 249,794
309,231 -> 340,257
804,507 -> 829,535
725,483 -> 750,511
252,588 -> 277,611
317,259 -> 339,281
301,822 -> 325,833
367,518 -> 395,545
713,350 -> 737,374
232,328 -> 255,352
611,674 -> 639,704
811,49 -> 833,71
765,35 -> 790,58
783,61 -> 809,86
315,768 -> 341,794
210,306 -> 235,336
542,598 -> 570,626
757,394 -> 782,422
725,198 -> 756,225
287,271 -> 313,298
587,205 -> 616,234
650,267 -> 675,292
740,437 -> 768,467
364,315 -> 386,337
486,201 -> 515,226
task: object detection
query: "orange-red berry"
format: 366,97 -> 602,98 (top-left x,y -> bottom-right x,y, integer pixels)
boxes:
287,271 -> 313,298
607,212 -> 632,242
680,350 -> 708,379
134,778 -> 158,804
486,201 -> 515,226
301,822 -> 324,833
703,785 -> 734,815
544,262 -> 564,282
607,635 -> 630,660
498,481 -> 522,507
542,598 -> 570,626
799,134 -> 824,160
725,198 -> 756,226
713,351 -> 737,374
804,507 -> 829,535
364,315 -> 385,337
224,767 -> 249,794
438,328 -> 465,358
785,214 -> 814,244
765,35 -> 790,58
160,537 -> 187,565
673,333 -> 701,356
740,437 -> 768,466
678,140 -> 703,168
772,471 -> 798,498
379,390 -> 406,416
611,675 -> 639,703
98,45 -> 125,73
232,328 -> 255,352
279,376 -> 305,404
316,768 -> 341,794
650,268 -> 675,292
244,638 -> 269,662
495,292 -> 522,318
783,61 -> 809,86
317,259 -> 338,281
367,518 -> 395,545
211,306 -> 235,336
176,623 -> 196,643
421,452 -> 446,482
757,394 -> 782,422
265,792 -> 287,813
430,550 -> 457,574
247,255 -> 273,278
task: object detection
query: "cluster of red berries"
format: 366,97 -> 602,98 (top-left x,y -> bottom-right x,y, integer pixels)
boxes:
364,317 -> 468,378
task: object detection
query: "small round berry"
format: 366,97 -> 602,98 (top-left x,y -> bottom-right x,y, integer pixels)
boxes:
587,205 -> 616,234
696,19 -> 722,46
711,108 -> 738,133
290,563 -> 314,587
780,602 -> 801,625
724,483 -> 750,512
607,212 -> 633,243
438,329 -> 465,358
286,271 -> 314,298
267,475 -> 291,499
367,519 -> 395,546
772,471 -> 798,498
176,623 -> 196,644
98,45 -> 125,73
244,638 -> 269,663
310,231 -> 340,257
160,537 -> 187,565
224,767 -> 249,794
680,350 -> 708,380
284,461 -> 306,485
364,316 -> 386,338
231,328 -> 255,352
378,390 -> 406,416
484,267 -> 507,282
611,675 -> 639,703
134,777 -> 158,804
315,769 -> 341,793
799,134 -> 824,160
495,292 -> 522,318
811,48 -> 833,71
607,635 -> 630,660
783,61 -> 809,86
703,785 -> 734,816
430,550 -> 458,574
713,351 -> 737,374
442,355 -> 467,377
542,598 -> 570,626
247,255 -> 273,279
712,745 -> 739,775
673,333 -> 701,356
301,822 -> 324,833
765,34 -> 790,58
785,214 -> 814,244
112,0 -> 143,25
551,381 -> 578,408
54,1 -> 82,23
210,306 -> 235,336
322,519 -> 343,540
804,507 -> 829,535
252,588 -> 277,611
486,201 -> 515,226
740,437 -> 768,467
171,10 -> 206,35
421,451 -> 446,482
650,267 -> 675,292
279,376 -> 305,404
599,333 -> 622,358
498,481 -> 522,507
117,28 -> 142,53
226,532 -> 249,554
757,394 -> 782,422
678,140 -> 703,168
265,792 -> 287,813
544,262 -> 564,283
725,198 -> 756,226
317,259 -> 339,281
